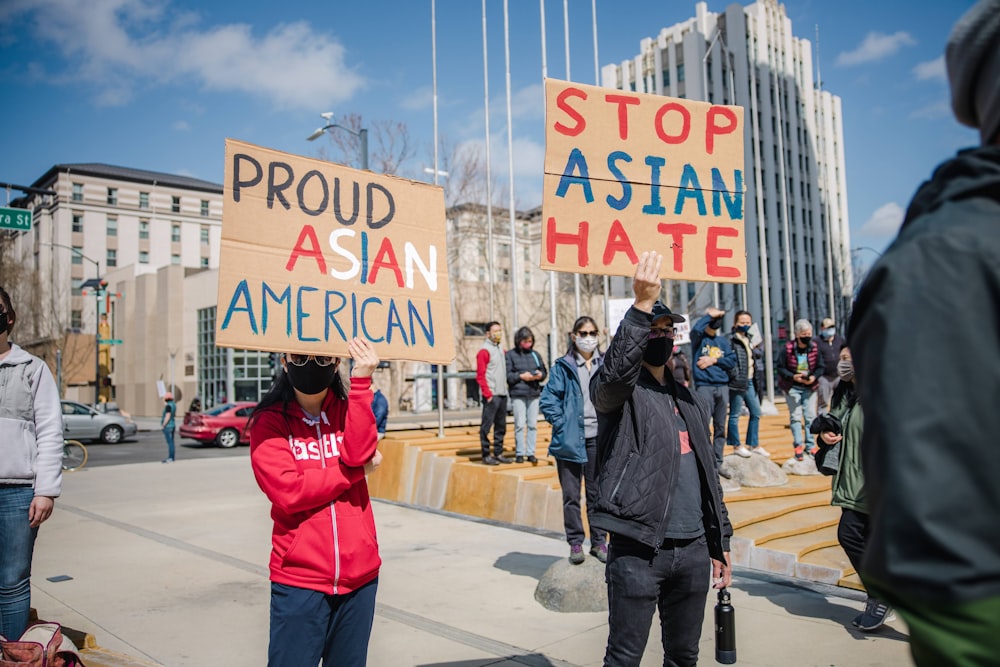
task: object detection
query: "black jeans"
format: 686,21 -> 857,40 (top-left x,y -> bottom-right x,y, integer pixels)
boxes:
837,508 -> 869,575
695,384 -> 728,464
479,395 -> 507,456
604,534 -> 710,667
555,437 -> 607,547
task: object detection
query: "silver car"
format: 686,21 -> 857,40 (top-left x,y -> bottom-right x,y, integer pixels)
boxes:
61,400 -> 138,444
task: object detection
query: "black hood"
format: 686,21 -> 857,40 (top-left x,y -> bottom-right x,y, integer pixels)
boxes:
901,146 -> 1000,230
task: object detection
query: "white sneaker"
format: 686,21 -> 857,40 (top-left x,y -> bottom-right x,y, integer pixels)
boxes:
735,446 -> 752,458
752,446 -> 771,458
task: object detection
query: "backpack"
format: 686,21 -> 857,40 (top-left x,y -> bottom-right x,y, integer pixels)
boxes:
0,622 -> 84,666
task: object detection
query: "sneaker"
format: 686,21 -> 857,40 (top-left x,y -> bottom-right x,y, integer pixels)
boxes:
794,452 -> 805,462
515,455 -> 524,464
735,445 -> 752,458
482,455 -> 500,466
590,543 -> 608,563
161,458 -> 174,464
753,446 -> 771,458
496,455 -> 514,464
527,455 -> 538,464
856,597 -> 894,632
569,544 -> 585,565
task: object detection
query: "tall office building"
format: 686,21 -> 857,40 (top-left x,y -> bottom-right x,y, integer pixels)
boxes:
602,0 -> 852,358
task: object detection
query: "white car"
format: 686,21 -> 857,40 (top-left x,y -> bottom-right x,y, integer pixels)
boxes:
61,400 -> 138,443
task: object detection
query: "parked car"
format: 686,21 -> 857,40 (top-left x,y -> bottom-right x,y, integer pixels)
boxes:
179,401 -> 257,448
61,400 -> 138,444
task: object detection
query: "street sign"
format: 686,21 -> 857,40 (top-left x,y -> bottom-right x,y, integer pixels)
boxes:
0,207 -> 32,231
97,339 -> 123,345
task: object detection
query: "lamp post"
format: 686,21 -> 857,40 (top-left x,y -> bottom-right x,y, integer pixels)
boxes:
307,112 -> 370,171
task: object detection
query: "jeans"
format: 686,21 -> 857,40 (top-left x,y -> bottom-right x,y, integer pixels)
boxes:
555,438 -> 606,548
479,396 -> 507,457
785,385 -> 817,452
0,485 -> 38,640
511,397 -> 539,458
695,384 -> 728,464
604,534 -> 711,667
268,578 -> 378,667
726,383 -> 761,449
817,376 -> 840,415
163,427 -> 175,460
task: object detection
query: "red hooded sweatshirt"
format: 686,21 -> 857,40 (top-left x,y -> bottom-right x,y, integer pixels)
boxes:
250,376 -> 380,595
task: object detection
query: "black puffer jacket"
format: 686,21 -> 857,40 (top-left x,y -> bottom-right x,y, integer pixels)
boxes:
726,332 -> 753,392
590,306 -> 732,558
505,347 -> 547,399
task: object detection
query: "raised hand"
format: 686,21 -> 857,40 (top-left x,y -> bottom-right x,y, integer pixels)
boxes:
632,251 -> 663,312
348,338 -> 380,378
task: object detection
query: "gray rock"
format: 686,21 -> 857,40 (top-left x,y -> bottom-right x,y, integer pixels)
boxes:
720,475 -> 742,492
781,456 -> 822,476
719,454 -> 788,487
534,554 -> 608,613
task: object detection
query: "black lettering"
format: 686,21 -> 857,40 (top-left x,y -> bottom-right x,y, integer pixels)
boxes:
297,170 -> 329,217
366,182 -> 395,229
333,178 -> 360,226
232,154 -> 262,203
268,161 -> 294,210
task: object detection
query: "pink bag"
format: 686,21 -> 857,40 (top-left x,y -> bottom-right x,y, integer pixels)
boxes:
0,622 -> 84,667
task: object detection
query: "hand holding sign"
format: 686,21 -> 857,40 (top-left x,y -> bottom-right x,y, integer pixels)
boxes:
349,337 -> 380,378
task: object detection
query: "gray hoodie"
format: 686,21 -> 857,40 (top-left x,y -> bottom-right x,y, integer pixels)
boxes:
0,343 -> 64,497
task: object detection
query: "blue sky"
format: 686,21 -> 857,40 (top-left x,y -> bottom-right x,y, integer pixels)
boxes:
0,0 -> 979,258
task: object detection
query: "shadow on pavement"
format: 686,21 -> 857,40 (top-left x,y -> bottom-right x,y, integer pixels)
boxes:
493,552 -> 560,580
417,656 -> 561,667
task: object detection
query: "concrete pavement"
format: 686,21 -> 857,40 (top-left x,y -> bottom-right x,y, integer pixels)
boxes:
31,457 -> 913,666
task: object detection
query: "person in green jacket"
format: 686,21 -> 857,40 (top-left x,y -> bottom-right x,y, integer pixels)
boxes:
818,347 -> 892,632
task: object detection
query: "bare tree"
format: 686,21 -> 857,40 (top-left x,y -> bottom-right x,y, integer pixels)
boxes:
319,113 -> 416,176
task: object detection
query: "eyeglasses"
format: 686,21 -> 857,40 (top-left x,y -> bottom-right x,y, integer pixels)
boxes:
648,328 -> 675,339
285,354 -> 336,367
575,330 -> 599,338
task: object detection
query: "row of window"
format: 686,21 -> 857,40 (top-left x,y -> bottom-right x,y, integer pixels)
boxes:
70,183 -> 212,216
72,212 -> 211,244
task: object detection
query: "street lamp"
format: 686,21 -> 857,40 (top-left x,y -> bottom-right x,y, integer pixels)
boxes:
307,112 -> 369,171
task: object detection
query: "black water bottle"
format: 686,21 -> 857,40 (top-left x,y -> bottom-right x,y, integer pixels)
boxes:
715,587 -> 736,664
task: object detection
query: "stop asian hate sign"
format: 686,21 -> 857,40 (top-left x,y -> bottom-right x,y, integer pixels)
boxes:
541,79 -> 747,284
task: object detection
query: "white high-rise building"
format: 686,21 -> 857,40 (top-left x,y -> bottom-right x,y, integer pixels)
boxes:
602,0 -> 852,366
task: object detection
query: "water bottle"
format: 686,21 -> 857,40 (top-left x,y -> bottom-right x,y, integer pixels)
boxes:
715,587 -> 736,664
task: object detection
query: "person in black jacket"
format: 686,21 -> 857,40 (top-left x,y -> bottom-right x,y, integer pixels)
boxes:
726,310 -> 766,458
591,252 -> 733,667
506,326 -> 547,464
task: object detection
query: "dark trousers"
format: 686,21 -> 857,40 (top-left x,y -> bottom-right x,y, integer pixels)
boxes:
604,535 -> 710,667
479,396 -> 507,456
555,437 -> 607,547
695,384 -> 728,464
268,578 -> 378,667
837,508 -> 868,575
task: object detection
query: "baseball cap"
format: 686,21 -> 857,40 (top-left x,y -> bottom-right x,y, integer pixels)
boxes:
821,318 -> 835,329
651,301 -> 686,324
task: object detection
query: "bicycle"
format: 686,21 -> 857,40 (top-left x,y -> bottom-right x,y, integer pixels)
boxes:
62,439 -> 88,472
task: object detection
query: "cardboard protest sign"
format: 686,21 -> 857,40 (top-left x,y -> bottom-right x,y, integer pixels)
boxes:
542,78 -> 746,283
216,139 -> 455,364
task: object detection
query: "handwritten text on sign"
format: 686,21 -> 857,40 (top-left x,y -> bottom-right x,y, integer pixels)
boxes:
216,139 -> 455,364
541,79 -> 747,283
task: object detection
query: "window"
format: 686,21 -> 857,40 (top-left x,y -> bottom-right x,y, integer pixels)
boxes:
72,213 -> 83,233
171,196 -> 180,213
523,270 -> 531,287
71,310 -> 83,329
139,219 -> 149,239
200,227 -> 209,244
200,257 -> 209,268
72,183 -> 84,202
171,253 -> 181,265
171,224 -> 181,242
72,279 -> 83,296
139,192 -> 149,209
523,246 -> 530,261
497,242 -> 510,258
662,69 -> 670,86
71,246 -> 83,265
677,64 -> 685,82
139,250 -> 149,264
107,249 -> 117,267
107,188 -> 117,205
464,322 -> 489,336
107,216 -> 117,237
201,200 -> 209,217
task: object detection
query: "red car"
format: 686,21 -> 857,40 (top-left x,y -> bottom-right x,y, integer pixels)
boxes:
179,402 -> 257,448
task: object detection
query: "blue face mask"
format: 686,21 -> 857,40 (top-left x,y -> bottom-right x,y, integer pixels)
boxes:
736,324 -> 751,334
821,327 -> 835,338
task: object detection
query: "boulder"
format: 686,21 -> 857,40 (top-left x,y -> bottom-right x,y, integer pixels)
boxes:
719,454 -> 788,487
535,554 -> 608,613
720,475 -> 742,493
781,456 -> 822,476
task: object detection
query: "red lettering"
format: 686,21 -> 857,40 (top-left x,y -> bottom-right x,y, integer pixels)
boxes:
706,226 -> 741,278
545,217 -> 590,267
368,237 -> 404,287
656,223 -> 698,272
554,87 -> 588,136
285,225 -> 328,274
602,220 -> 638,266
654,103 -> 691,145
604,94 -> 641,140
706,106 -> 738,155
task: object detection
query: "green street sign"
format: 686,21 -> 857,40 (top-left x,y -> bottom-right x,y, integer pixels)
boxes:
97,339 -> 123,345
0,207 -> 32,231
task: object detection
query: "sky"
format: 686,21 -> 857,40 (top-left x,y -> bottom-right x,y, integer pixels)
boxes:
0,0 -> 980,260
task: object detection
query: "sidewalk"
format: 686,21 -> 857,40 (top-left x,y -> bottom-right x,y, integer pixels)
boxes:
32,457 -> 912,666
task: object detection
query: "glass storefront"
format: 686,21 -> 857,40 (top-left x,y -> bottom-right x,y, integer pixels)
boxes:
197,307 -> 273,408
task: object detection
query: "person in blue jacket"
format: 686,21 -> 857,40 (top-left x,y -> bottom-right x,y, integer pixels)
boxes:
690,307 -> 737,465
539,316 -> 608,565
371,389 -> 388,440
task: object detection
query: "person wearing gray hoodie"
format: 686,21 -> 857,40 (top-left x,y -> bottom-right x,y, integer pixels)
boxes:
0,286 -> 64,640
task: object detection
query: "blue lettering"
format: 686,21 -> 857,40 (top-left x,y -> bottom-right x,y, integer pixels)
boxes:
262,283 -> 292,336
674,164 -> 706,216
360,298 -> 384,343
296,286 -> 320,342
220,280 -> 257,334
386,299 -> 409,345
324,290 -> 348,341
711,168 -> 743,220
642,156 -> 666,215
555,148 -> 594,203
606,151 -> 632,211
408,300 -> 434,346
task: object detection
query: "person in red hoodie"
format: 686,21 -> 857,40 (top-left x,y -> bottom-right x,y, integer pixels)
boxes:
250,338 -> 382,667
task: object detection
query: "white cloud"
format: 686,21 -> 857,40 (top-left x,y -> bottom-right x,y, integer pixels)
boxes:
836,31 -> 916,67
909,100 -> 950,120
400,86 -> 433,111
1,0 -> 364,110
913,56 -> 946,82
172,120 -> 190,131
859,202 -> 905,238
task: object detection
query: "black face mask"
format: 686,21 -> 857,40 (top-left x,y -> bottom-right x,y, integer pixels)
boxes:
286,360 -> 337,395
643,337 -> 673,367
798,336 -> 812,347
0,311 -> 7,335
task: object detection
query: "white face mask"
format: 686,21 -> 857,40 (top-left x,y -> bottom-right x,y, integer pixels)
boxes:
575,335 -> 599,353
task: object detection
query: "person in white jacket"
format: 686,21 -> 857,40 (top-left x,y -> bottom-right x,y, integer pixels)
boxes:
0,286 -> 63,640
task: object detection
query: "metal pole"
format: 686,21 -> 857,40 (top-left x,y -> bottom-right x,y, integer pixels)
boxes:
432,0 -> 445,438
592,0 -> 611,334
94,289 -> 100,405
503,0 -> 519,327
359,128 -> 369,171
541,0 -> 559,365
563,0 -> 580,317
482,0 -> 496,320
774,69 -> 795,328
